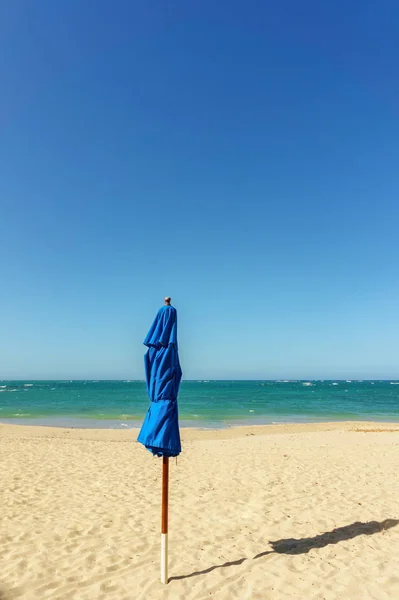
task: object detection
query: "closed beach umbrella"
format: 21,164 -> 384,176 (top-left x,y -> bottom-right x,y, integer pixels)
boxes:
137,297 -> 182,584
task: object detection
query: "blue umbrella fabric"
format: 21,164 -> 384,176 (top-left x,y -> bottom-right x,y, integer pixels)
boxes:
137,304 -> 182,457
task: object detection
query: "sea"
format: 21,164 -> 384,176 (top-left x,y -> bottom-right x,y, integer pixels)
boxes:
0,380 -> 398,429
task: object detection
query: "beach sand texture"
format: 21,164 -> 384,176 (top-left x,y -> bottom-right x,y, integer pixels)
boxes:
1,422 -> 399,599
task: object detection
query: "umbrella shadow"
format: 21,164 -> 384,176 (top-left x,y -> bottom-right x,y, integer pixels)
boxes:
254,518 -> 398,558
170,519 -> 398,582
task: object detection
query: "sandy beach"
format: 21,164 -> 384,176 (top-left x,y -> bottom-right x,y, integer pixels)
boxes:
1,422 -> 399,600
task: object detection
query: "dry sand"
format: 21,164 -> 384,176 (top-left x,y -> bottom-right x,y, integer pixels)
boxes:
1,421 -> 399,599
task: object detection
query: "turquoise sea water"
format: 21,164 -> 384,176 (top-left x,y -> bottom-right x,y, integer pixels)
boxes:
0,380 -> 398,428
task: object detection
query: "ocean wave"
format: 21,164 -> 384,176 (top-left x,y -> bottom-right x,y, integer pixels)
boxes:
390,382 -> 399,385
0,385 -> 7,388
13,413 -> 31,417
24,384 -> 33,387
302,382 -> 314,387
331,383 -> 339,386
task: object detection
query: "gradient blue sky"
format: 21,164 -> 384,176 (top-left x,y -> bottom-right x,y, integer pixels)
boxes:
1,0 -> 399,380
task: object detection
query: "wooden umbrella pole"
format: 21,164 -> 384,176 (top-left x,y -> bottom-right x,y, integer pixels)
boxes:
161,456 -> 169,584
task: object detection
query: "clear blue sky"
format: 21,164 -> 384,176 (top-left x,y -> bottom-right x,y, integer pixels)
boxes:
1,1 -> 398,380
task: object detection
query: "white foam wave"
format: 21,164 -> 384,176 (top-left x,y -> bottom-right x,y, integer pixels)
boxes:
302,382 -> 314,386
24,384 -> 33,387
390,382 -> 399,385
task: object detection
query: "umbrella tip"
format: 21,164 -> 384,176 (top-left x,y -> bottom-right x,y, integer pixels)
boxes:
164,297 -> 171,306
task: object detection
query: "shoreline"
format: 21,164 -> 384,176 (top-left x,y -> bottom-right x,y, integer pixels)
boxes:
1,412 -> 399,431
1,420 -> 399,442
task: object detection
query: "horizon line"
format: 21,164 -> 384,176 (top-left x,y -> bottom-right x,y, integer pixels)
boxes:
1,378 -> 398,382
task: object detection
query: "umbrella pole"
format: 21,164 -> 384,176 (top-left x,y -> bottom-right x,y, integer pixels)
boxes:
161,456 -> 169,584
